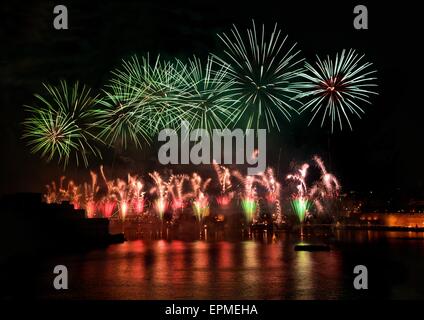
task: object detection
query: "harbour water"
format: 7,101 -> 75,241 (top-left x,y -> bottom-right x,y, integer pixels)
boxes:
32,229 -> 424,299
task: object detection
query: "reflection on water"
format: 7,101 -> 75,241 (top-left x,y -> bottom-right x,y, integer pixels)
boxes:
335,229 -> 424,242
36,230 -> 424,300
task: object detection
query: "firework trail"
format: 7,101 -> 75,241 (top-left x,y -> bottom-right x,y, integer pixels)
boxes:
99,198 -> 116,219
115,178 -> 129,220
286,163 -> 309,197
286,163 -> 312,222
44,175 -> 94,216
309,156 -> 341,216
99,168 -> 146,218
212,161 -> 234,207
44,179 -> 59,204
190,173 -> 212,221
168,174 -> 190,213
44,167 -> 146,219
83,171 -> 99,218
193,192 -> 210,222
67,180 -> 81,210
232,171 -> 259,224
99,165 -> 119,218
100,166 -> 128,219
286,156 -> 341,221
44,178 -> 60,204
149,171 -> 172,220
41,154 -> 339,225
128,174 -> 145,214
290,198 -> 312,223
257,168 -> 283,224
313,155 -> 340,197
297,49 -> 378,132
44,176 -> 83,210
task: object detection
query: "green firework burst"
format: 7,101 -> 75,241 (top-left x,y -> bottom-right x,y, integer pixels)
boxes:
215,20 -> 305,131
176,56 -> 239,132
291,198 -> 312,223
22,81 -> 102,167
94,79 -> 152,149
109,54 -> 191,134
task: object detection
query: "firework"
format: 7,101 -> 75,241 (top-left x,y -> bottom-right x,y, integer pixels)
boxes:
85,200 -> 97,218
297,49 -> 378,131
115,178 -> 129,220
168,174 -> 189,212
215,20 -> 304,130
99,166 -> 120,218
44,175 -> 95,214
308,156 -> 341,216
120,200 -> 128,220
216,195 -> 232,207
100,199 -> 116,218
257,168 -> 280,201
291,197 -> 312,223
177,56 -> 239,131
212,161 -> 234,207
286,162 -> 314,222
109,54 -> 191,134
286,156 -> 340,219
128,175 -> 145,214
44,166 -> 147,218
83,171 -> 100,217
22,81 -> 102,167
99,166 -> 145,218
190,173 -> 211,220
313,155 -> 340,197
149,171 -> 172,219
41,154 -> 340,225
193,192 -> 210,221
241,197 -> 257,223
94,80 -> 152,149
257,168 -> 282,224
286,163 -> 309,197
190,173 -> 211,195
44,176 -> 77,205
233,171 -> 258,223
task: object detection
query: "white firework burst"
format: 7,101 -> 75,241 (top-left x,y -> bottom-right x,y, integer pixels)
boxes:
297,49 -> 378,132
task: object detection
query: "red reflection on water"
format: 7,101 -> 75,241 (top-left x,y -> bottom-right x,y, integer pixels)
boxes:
218,242 -> 233,269
192,242 -> 210,289
169,241 -> 188,291
41,231 -> 420,299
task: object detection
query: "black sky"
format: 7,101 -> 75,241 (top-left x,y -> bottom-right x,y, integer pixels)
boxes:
1,0 -> 422,196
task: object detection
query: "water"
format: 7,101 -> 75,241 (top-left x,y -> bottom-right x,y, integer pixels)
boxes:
32,230 -> 424,300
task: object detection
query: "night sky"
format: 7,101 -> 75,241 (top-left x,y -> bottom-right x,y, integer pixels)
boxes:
1,1 -> 422,197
